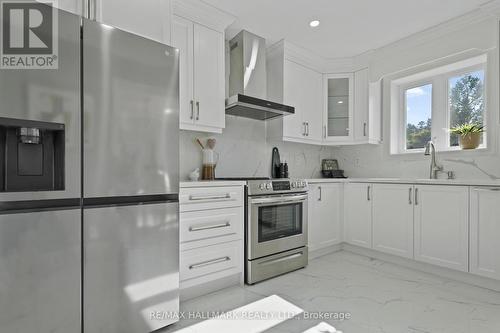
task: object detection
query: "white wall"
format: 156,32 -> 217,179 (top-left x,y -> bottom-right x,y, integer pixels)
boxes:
331,17 -> 500,180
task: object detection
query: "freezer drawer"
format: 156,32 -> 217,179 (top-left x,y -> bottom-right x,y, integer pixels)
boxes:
82,19 -> 179,198
0,209 -> 80,333
84,202 -> 179,333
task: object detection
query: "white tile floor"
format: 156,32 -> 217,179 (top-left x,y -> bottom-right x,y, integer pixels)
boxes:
163,251 -> 500,333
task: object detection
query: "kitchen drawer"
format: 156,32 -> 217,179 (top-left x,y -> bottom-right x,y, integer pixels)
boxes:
180,207 -> 242,243
180,186 -> 243,212
180,241 -> 241,281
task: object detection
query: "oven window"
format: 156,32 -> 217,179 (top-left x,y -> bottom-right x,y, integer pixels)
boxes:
258,203 -> 303,243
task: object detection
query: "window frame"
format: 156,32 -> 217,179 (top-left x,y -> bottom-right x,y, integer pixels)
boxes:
400,80 -> 434,153
393,59 -> 487,155
445,65 -> 487,150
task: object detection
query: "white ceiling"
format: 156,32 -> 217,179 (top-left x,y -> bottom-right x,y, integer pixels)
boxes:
201,0 -> 492,58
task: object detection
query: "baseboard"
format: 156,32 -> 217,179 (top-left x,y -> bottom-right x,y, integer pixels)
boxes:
309,243 -> 343,259
180,273 -> 242,301
342,243 -> 500,292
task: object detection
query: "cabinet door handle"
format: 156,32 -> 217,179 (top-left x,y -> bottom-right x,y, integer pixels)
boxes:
414,188 -> 419,205
196,101 -> 200,120
363,122 -> 367,136
189,256 -> 230,270
409,187 -> 412,205
318,186 -> 322,201
189,193 -> 231,201
190,100 -> 194,119
323,125 -> 326,138
473,187 -> 500,192
306,122 -> 309,136
367,185 -> 371,201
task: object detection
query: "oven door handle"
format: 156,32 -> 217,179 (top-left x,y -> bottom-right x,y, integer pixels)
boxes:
250,194 -> 308,205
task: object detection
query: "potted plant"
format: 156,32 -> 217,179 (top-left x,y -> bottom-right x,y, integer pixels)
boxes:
450,123 -> 485,149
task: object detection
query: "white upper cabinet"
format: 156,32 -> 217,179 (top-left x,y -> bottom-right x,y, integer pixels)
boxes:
192,24 -> 225,130
267,42 -> 324,145
414,185 -> 469,272
323,73 -> 354,143
47,0 -> 83,16
353,69 -> 369,142
308,183 -> 342,253
172,16 -> 225,133
283,60 -> 323,143
47,0 -> 172,44
372,184 -> 414,259
172,16 -> 194,126
323,69 -> 381,145
344,183 -> 372,249
97,0 -> 172,44
470,187 -> 500,280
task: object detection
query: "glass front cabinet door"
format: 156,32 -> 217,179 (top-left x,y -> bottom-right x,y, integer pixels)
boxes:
323,73 -> 354,142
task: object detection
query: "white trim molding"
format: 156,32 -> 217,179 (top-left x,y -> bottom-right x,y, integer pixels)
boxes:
172,0 -> 235,32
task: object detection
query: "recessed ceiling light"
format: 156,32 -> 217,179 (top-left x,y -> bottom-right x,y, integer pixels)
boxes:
309,20 -> 320,28
338,100 -> 344,104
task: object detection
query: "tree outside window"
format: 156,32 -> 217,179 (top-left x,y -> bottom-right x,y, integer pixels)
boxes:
449,71 -> 485,147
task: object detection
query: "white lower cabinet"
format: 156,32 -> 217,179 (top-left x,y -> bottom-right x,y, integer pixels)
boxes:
372,184 -> 414,259
179,184 -> 244,299
470,187 -> 500,280
344,183 -> 372,248
308,183 -> 342,252
414,185 -> 469,272
180,240 -> 242,285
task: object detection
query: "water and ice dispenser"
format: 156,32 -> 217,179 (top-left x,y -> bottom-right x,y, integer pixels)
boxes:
0,117 -> 65,192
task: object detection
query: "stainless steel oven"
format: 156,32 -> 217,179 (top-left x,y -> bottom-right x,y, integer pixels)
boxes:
246,179 -> 309,284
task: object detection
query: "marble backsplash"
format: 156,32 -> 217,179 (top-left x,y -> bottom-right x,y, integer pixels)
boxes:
330,142 -> 500,180
179,115 -> 338,180
181,116 -> 500,181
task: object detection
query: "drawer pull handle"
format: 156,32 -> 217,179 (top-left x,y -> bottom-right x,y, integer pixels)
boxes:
189,222 -> 231,232
189,193 -> 231,201
189,256 -> 230,269
259,252 -> 303,266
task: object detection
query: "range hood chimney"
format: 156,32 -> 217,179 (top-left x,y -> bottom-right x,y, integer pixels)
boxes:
226,30 -> 294,120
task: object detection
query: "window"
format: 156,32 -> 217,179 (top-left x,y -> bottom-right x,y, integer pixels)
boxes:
391,55 -> 487,154
405,84 -> 432,150
449,70 -> 485,147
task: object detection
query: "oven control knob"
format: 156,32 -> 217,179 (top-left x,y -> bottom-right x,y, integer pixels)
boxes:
259,183 -> 266,190
291,181 -> 297,188
266,183 -> 272,190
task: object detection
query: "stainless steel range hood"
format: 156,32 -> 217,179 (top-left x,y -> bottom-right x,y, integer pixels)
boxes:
226,30 -> 294,120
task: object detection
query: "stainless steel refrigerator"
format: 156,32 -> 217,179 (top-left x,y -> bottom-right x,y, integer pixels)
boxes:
0,8 -> 179,333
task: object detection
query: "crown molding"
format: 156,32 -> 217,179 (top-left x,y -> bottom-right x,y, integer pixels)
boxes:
172,0 -> 235,32
364,5 -> 496,61
480,0 -> 500,18
265,1 -> 498,76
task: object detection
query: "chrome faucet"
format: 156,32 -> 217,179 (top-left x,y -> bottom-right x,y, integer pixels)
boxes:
424,141 -> 443,179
